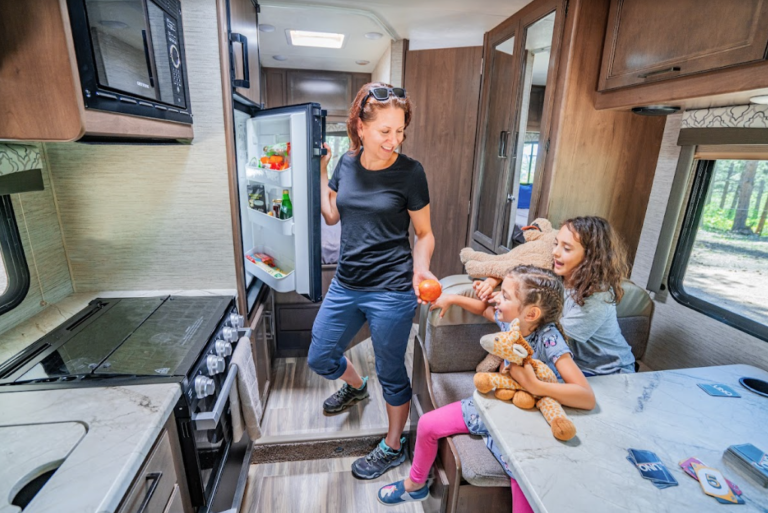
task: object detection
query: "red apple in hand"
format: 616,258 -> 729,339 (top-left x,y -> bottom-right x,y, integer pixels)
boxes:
418,279 -> 442,302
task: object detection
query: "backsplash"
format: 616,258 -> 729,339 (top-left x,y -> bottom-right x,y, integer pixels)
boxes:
682,104 -> 768,129
0,143 -> 41,176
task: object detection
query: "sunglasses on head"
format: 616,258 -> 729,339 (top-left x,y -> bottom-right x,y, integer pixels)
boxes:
360,87 -> 406,115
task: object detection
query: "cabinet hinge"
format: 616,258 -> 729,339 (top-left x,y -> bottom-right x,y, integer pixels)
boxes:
468,200 -> 471,216
564,0 -> 569,16
545,139 -> 550,152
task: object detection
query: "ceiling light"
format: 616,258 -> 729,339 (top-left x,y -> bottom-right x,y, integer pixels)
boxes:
365,32 -> 383,40
631,105 -> 681,116
287,30 -> 345,49
356,60 -> 370,66
259,24 -> 276,33
749,95 -> 768,105
272,55 -> 287,61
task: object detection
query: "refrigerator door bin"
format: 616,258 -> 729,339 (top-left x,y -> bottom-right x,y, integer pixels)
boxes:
246,166 -> 293,188
247,207 -> 294,236
245,247 -> 295,292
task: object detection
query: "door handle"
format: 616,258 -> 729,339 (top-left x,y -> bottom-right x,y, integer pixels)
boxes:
638,67 -> 680,79
229,33 -> 250,88
141,30 -> 155,88
498,130 -> 509,159
192,364 -> 238,430
506,193 -> 516,203
136,472 -> 163,513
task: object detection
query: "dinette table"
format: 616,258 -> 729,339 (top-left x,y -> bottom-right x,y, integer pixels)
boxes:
473,364 -> 768,512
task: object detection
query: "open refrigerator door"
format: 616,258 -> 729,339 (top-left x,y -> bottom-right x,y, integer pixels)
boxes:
234,103 -> 325,305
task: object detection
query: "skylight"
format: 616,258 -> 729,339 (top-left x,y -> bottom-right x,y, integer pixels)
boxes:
287,30 -> 345,49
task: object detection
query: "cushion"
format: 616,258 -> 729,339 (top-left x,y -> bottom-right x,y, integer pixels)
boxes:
430,372 -> 509,487
616,280 -> 654,361
618,316 -> 650,361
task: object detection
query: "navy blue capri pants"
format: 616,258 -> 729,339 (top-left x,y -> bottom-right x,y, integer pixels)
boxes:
308,279 -> 418,407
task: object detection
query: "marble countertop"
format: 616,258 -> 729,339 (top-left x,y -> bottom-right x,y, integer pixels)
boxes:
0,384 -> 181,513
0,289 -> 236,365
474,364 -> 768,513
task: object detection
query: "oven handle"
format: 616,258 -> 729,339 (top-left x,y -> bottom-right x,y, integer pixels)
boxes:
192,364 -> 238,430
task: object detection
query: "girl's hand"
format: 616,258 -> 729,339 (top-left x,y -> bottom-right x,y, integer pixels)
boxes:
429,294 -> 453,318
509,363 -> 540,395
413,269 -> 439,305
473,277 -> 500,301
320,143 -> 332,170
499,361 -> 511,375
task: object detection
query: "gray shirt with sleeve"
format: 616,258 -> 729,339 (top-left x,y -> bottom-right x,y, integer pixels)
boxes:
561,289 -> 635,375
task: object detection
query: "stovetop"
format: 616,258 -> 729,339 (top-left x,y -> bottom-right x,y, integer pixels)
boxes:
0,295 -> 233,389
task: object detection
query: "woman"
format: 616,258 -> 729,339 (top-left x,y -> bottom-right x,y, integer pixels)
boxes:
308,83 -> 437,480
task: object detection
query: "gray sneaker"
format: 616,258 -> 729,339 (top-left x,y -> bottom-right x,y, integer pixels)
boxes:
323,377 -> 369,414
351,437 -> 407,480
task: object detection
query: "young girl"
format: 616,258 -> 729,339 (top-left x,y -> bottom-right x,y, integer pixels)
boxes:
474,216 -> 635,375
377,265 -> 595,509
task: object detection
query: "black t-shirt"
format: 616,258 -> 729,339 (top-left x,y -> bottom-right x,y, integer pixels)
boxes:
328,151 -> 430,291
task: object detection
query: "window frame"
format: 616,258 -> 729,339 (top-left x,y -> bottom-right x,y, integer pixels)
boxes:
0,195 -> 30,315
667,159 -> 768,343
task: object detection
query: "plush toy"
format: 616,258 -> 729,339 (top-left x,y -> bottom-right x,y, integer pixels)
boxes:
459,218 -> 556,279
459,218 -> 557,373
473,320 -> 577,441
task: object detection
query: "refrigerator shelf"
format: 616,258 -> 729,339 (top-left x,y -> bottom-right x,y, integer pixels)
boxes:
245,256 -> 295,293
246,165 -> 293,188
247,207 -> 294,236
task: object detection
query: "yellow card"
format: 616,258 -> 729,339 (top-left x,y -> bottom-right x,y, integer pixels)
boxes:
691,463 -> 740,504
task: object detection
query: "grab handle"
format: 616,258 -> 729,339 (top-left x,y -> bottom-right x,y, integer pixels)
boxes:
638,67 -> 681,79
230,33 -> 250,88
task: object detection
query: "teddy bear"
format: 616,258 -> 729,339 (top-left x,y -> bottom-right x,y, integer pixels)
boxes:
473,319 -> 577,441
459,218 -> 557,373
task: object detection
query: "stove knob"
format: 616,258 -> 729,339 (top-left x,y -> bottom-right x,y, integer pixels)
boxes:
206,355 -> 226,375
228,313 -> 245,329
195,376 -> 215,399
221,326 -> 238,342
215,339 -> 232,357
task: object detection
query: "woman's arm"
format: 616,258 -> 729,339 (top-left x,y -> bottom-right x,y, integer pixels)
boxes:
320,143 -> 340,225
508,354 -> 596,410
409,205 -> 438,304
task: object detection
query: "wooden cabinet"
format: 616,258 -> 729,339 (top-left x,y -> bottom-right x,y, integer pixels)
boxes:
0,0 -> 193,142
598,0 -> 768,91
227,0 -> 263,107
117,418 -> 192,513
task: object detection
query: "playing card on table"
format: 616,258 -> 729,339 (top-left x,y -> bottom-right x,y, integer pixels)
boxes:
627,449 -> 678,489
679,457 -> 744,504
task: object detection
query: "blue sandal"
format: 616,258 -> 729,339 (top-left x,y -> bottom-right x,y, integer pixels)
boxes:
377,479 -> 429,506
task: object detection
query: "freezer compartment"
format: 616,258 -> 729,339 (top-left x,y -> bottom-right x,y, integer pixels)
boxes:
247,207 -> 294,236
245,246 -> 295,293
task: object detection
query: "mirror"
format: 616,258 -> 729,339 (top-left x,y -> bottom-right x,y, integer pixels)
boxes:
501,11 -> 555,249
474,34 -> 516,246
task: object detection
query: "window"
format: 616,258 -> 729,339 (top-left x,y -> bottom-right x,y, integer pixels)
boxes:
668,159 -> 768,341
325,131 -> 350,179
0,196 -> 30,315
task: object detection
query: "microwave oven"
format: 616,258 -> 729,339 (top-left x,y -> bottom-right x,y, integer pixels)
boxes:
66,0 -> 192,124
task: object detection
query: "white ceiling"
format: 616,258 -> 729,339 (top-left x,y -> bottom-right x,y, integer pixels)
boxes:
258,0 -> 533,73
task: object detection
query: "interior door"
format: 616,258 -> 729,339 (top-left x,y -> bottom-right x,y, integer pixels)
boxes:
233,103 -> 324,315
499,9 -> 557,251
470,28 -> 519,251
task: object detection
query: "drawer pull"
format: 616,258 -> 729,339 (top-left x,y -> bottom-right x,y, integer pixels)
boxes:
638,67 -> 681,79
136,472 -> 163,513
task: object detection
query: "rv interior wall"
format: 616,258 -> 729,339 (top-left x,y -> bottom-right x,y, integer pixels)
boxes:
633,112 -> 768,372
42,0 -> 236,292
539,0 -> 666,263
403,46 -> 484,278
0,144 -> 73,335
371,42 -> 392,84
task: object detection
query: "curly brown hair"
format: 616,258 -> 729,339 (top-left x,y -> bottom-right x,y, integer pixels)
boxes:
505,265 -> 566,338
561,216 -> 629,306
346,82 -> 412,157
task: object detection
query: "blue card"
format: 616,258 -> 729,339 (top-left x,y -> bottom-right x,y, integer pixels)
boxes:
697,383 -> 741,397
627,449 -> 678,488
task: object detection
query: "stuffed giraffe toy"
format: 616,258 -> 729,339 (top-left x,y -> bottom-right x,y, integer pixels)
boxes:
473,319 -> 577,441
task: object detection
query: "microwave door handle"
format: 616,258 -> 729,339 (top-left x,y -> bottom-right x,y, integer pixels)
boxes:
229,33 -> 250,88
141,29 -> 155,88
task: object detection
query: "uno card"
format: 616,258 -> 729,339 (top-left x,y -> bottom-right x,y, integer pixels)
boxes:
679,458 -> 743,502
697,383 -> 741,397
692,463 -> 744,504
627,449 -> 678,488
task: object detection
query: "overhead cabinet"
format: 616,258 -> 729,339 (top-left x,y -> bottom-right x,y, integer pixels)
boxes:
227,0 -> 263,107
598,0 -> 768,91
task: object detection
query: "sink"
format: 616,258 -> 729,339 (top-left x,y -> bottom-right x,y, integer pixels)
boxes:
0,422 -> 87,513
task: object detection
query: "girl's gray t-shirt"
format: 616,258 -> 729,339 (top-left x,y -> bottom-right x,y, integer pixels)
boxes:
561,289 -> 635,375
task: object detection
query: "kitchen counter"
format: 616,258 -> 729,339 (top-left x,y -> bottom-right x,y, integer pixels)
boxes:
0,384 -> 181,513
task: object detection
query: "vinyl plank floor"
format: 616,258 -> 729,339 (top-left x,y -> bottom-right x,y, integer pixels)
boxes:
259,325 -> 417,441
243,456 -> 423,513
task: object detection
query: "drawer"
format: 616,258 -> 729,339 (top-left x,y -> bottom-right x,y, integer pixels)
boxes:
277,304 -> 320,331
118,430 -> 177,513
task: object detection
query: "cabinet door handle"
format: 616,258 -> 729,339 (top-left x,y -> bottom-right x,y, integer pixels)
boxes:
136,472 -> 163,513
498,131 -> 509,159
229,33 -> 251,88
638,67 -> 681,79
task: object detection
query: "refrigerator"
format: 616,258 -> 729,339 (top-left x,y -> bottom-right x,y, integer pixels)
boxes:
232,102 -> 326,311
